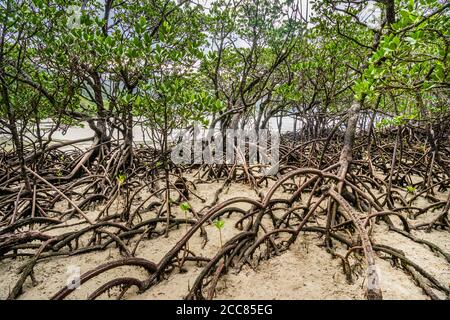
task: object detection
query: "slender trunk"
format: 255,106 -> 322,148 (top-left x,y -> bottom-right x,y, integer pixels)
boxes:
9,117 -> 32,193
277,113 -> 283,134
90,71 -> 109,144
325,99 -> 362,248
163,102 -> 172,237
124,109 -> 133,165
0,72 -> 32,192
293,116 -> 297,140
337,99 -> 362,185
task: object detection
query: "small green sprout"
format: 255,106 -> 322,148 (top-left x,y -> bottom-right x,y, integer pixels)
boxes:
180,202 -> 190,232
406,186 -> 416,194
180,202 -> 190,212
56,170 -> 63,177
116,173 -> 126,186
421,144 -> 427,153
214,219 -> 225,247
214,220 -> 225,230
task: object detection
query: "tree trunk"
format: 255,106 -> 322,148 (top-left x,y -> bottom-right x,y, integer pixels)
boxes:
337,99 -> 362,184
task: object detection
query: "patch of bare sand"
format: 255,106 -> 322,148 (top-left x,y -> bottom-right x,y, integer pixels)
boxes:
214,237 -> 430,300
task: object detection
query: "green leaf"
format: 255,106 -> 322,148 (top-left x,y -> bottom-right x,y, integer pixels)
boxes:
144,32 -> 151,44
214,219 -> 225,230
180,202 -> 190,212
139,16 -> 147,27
406,186 -> 416,194
116,174 -> 126,185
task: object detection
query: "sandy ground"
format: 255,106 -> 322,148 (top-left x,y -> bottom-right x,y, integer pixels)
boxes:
0,172 -> 449,300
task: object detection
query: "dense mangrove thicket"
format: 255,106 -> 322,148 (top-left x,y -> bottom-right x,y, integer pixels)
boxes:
0,0 -> 449,300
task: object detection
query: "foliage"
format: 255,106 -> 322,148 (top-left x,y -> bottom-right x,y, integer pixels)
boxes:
0,0 -> 448,154
180,202 -> 191,212
214,219 -> 225,230
406,185 -> 416,194
116,173 -> 126,186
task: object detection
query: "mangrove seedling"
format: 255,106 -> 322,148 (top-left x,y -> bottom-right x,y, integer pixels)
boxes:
406,185 -> 416,194
214,219 -> 225,247
116,174 -> 126,186
56,170 -> 63,184
180,202 -> 190,231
